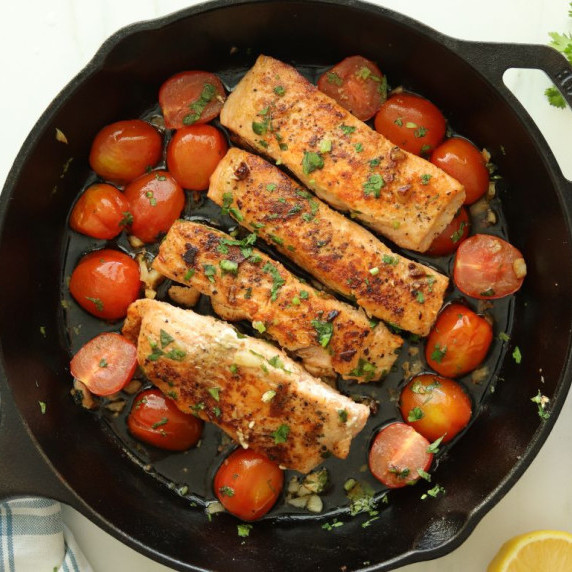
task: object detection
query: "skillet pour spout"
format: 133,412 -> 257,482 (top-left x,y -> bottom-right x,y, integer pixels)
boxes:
1,1 -> 572,571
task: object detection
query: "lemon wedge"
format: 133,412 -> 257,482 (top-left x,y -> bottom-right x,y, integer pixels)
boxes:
488,530 -> 572,571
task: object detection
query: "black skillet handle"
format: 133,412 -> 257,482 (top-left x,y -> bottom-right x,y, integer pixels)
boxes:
0,378 -> 74,502
452,40 -> 572,212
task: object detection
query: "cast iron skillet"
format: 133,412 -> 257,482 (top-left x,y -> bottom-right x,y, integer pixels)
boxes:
1,1 -> 572,570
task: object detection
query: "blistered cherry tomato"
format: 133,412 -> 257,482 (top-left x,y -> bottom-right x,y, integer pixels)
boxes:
369,423 -> 433,489
374,93 -> 446,155
426,207 -> 471,257
399,374 -> 472,443
69,249 -> 141,320
317,55 -> 386,121
214,448 -> 284,521
454,234 -> 527,299
123,171 -> 185,243
159,71 -> 226,129
430,137 -> 489,205
128,389 -> 203,451
89,119 -> 162,185
70,333 -> 137,396
166,125 -> 228,191
69,183 -> 131,239
425,303 -> 493,378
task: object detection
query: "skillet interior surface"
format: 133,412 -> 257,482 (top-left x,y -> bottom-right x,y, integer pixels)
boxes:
1,1 -> 572,570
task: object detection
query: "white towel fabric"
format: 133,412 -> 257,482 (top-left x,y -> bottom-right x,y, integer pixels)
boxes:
0,497 -> 93,572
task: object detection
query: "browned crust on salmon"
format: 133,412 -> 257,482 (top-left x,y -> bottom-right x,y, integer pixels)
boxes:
208,148 -> 448,336
123,299 -> 370,473
220,55 -> 465,252
152,220 -> 402,381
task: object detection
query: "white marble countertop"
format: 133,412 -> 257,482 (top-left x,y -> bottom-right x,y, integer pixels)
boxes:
1,1 -> 571,570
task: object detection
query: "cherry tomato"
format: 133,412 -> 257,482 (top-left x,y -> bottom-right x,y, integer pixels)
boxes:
128,389 -> 203,451
374,93 -> 446,155
399,374 -> 472,443
426,207 -> 471,257
69,183 -> 131,239
425,303 -> 493,378
123,171 -> 185,243
454,234 -> 527,299
89,119 -> 162,185
70,333 -> 137,396
166,125 -> 228,191
430,137 -> 489,205
159,71 -> 226,129
69,249 -> 141,320
214,448 -> 284,521
368,423 -> 433,489
317,55 -> 386,121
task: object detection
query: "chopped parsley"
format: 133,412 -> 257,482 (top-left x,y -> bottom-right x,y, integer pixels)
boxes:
421,484 -> 446,500
299,290 -> 309,299
85,297 -> 104,312
416,291 -> 425,304
311,319 -> 334,348
237,524 -> 253,538
119,211 -> 133,227
203,264 -> 217,283
450,222 -> 467,243
531,390 -> 551,420
252,321 -> 266,334
274,85 -> 286,96
151,417 -> 168,429
99,358 -> 108,368
220,259 -> 239,275
430,343 -> 447,363
363,174 -> 385,198
261,390 -> 276,402
229,364 -> 238,374
266,183 -> 277,192
208,387 -> 221,401
183,268 -> 195,281
354,142 -> 363,153
414,126 -> 427,138
263,262 -> 285,301
219,486 -> 235,497
420,174 -> 432,185
480,288 -> 495,297
302,151 -> 324,175
369,267 -> 379,276
322,519 -> 344,531
38,401 -> 47,414
165,348 -> 186,361
338,409 -> 348,424
160,329 -> 175,348
339,124 -> 356,135
417,469 -> 432,482
382,254 -> 399,265
498,331 -> 511,342
408,407 -> 424,422
183,82 -> 216,125
252,118 -> 269,135
349,358 -> 376,381
326,71 -> 343,86
145,190 -> 157,206
269,234 -> 284,246
319,139 -> 332,153
271,424 -> 290,444
394,117 -> 403,127
427,435 -> 445,454
512,346 -> 522,364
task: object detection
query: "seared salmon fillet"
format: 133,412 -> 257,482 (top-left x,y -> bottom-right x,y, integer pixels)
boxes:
220,55 -> 465,252
122,299 -> 370,473
208,149 -> 448,337
152,220 -> 402,381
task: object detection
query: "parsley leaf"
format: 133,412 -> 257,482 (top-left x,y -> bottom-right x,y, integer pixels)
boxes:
262,262 -> 285,301
363,174 -> 385,198
311,319 -> 334,348
271,424 -> 290,444
430,343 -> 447,363
302,151 -> 324,175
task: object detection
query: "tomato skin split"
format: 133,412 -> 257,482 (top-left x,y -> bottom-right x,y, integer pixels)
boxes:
127,389 -> 203,451
70,333 -> 137,396
317,55 -> 386,121
425,303 -> 493,378
400,374 -> 472,443
453,234 -> 526,299
369,423 -> 433,489
214,448 -> 284,521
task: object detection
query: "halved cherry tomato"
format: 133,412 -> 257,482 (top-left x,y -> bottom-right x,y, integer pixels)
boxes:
123,171 -> 185,243
70,333 -> 137,396
369,423 -> 433,489
166,125 -> 228,191
69,249 -> 141,320
128,389 -> 203,451
399,374 -> 472,443
454,234 -> 527,299
374,93 -> 446,155
425,303 -> 493,378
69,183 -> 131,239
89,119 -> 162,185
159,71 -> 226,129
317,56 -> 386,121
214,448 -> 284,521
430,137 -> 489,205
426,207 -> 471,257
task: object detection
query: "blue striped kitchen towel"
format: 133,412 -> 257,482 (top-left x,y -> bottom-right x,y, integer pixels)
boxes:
0,497 -> 93,572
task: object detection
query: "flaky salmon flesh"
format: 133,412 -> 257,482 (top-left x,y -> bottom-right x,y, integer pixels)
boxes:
219,55 -> 465,253
152,220 -> 402,381
208,148 -> 448,337
122,299 -> 370,474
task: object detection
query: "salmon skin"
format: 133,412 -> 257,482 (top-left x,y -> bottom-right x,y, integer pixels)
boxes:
122,299 -> 370,474
208,148 -> 448,337
219,54 -> 465,253
153,220 -> 403,381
